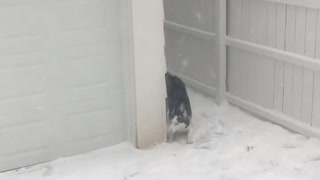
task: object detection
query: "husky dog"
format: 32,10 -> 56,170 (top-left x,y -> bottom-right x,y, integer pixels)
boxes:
165,72 -> 193,144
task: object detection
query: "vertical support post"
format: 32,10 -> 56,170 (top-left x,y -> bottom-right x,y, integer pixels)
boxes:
217,0 -> 227,105
130,0 -> 167,148
120,0 -> 138,147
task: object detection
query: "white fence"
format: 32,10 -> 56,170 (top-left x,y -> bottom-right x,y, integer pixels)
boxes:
164,0 -> 320,138
226,0 -> 320,138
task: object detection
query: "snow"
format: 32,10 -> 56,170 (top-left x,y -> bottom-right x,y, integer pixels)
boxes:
1,89 -> 320,180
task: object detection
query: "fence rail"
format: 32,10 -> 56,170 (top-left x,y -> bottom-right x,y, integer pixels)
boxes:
254,0 -> 320,9
226,37 -> 320,71
164,20 -> 216,40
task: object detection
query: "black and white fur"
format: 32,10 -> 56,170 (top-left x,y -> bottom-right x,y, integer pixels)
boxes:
165,72 -> 193,144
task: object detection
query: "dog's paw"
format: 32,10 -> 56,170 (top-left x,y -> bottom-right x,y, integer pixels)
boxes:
167,138 -> 174,143
186,138 -> 194,144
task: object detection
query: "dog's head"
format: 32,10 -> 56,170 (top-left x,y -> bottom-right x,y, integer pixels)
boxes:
165,72 -> 173,91
165,72 -> 172,81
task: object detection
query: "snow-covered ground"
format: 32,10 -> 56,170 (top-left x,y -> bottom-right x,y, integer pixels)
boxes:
1,90 -> 320,180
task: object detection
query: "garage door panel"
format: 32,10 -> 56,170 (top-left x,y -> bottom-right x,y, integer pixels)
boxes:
56,0 -> 107,31
56,0 -> 120,46
0,0 -> 41,7
4,35 -> 49,54
60,43 -> 122,88
0,120 -> 50,156
0,52 -> 44,70
64,97 -> 112,116
0,5 -> 45,37
63,57 -> 109,88
0,147 -> 51,172
65,85 -> 112,103
63,64 -> 123,90
0,65 -> 46,100
58,43 -> 113,60
57,29 -> 112,46
63,134 -> 114,157
0,94 -> 46,115
65,109 -> 112,142
63,103 -> 125,157
0,109 -> 48,130
0,3 -> 49,54
58,43 -> 122,67
63,95 -> 124,137
108,100 -> 126,137
62,96 -> 125,156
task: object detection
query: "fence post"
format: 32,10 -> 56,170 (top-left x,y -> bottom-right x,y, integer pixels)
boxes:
217,0 -> 227,105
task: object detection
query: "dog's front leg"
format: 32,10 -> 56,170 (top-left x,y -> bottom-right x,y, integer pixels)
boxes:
167,130 -> 174,143
187,124 -> 194,144
167,116 -> 178,143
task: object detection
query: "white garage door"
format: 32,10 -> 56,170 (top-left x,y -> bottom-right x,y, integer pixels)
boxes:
0,0 -> 127,171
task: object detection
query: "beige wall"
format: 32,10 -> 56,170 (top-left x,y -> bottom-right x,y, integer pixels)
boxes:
131,0 -> 167,148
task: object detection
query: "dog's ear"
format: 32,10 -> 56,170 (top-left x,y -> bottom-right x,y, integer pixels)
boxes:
166,72 -> 172,79
165,72 -> 171,80
165,72 -> 173,88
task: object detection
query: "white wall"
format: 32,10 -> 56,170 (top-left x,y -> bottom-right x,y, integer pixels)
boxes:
130,0 -> 167,148
0,0 -> 129,171
226,0 -> 320,138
